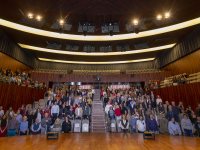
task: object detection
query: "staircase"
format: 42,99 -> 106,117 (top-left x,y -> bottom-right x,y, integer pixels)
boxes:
91,89 -> 106,132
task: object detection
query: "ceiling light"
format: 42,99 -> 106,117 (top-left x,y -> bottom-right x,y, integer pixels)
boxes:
157,14 -> 163,20
133,19 -> 139,26
0,17 -> 200,41
36,15 -> 42,21
164,12 -> 171,19
18,43 -> 175,56
38,57 -> 155,65
27,13 -> 34,19
59,19 -> 64,26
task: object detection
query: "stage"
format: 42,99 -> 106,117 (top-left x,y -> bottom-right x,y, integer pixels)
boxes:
0,133 -> 199,150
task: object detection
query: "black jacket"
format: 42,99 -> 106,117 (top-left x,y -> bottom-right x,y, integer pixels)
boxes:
62,121 -> 71,133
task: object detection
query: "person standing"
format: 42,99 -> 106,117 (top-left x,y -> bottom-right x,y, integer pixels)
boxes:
136,116 -> 146,133
181,114 -> 193,136
41,113 -> 52,134
19,116 -> 29,135
168,117 -> 182,136
146,114 -> 159,133
0,115 -> 7,137
31,118 -> 41,135
62,117 -> 71,133
119,115 -> 129,133
51,102 -> 59,122
7,114 -> 18,136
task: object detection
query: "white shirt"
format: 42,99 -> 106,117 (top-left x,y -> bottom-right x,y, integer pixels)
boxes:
51,105 -> 59,115
105,104 -> 112,114
37,112 -> 42,122
156,98 -> 162,105
136,120 -> 146,132
168,121 -> 182,135
76,107 -> 82,117
92,89 -> 95,94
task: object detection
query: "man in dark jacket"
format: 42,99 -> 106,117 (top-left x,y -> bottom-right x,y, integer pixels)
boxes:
146,114 -> 159,133
62,117 -> 71,133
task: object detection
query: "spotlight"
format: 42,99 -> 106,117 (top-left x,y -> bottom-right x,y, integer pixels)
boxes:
132,19 -> 139,26
164,12 -> 170,19
59,19 -> 65,26
156,14 -> 163,20
36,15 -> 42,21
27,13 -> 34,19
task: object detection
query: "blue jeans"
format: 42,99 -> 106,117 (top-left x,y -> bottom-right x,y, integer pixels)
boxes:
7,129 -> 16,136
184,129 -> 193,136
130,126 -> 136,133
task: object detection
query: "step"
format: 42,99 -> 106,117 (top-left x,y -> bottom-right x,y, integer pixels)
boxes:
91,124 -> 106,127
92,130 -> 106,132
92,120 -> 105,122
92,115 -> 105,117
92,117 -> 105,120
92,129 -> 106,132
92,120 -> 105,123
92,118 -> 105,120
92,130 -> 106,133
92,127 -> 106,130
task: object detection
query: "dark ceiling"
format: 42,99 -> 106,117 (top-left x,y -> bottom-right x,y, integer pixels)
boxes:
1,0 -> 200,34
0,0 -> 200,62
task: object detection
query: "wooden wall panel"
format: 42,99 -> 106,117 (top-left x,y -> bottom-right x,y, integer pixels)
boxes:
0,52 -> 30,71
162,49 -> 200,75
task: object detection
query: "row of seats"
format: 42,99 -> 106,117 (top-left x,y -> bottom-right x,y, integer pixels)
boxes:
71,119 -> 90,132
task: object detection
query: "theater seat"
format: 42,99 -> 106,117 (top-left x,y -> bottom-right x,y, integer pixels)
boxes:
82,119 -> 89,132
73,119 -> 81,132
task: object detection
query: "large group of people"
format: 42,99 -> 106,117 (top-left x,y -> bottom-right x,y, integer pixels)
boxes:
103,86 -> 200,136
0,85 -> 93,137
0,82 -> 200,138
0,68 -> 46,89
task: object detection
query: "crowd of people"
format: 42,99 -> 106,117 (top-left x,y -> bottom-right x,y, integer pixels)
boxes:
172,73 -> 188,85
0,83 -> 200,138
0,85 -> 93,137
0,68 -> 46,89
103,87 -> 200,136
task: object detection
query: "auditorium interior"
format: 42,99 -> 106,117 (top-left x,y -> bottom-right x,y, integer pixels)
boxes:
0,0 -> 200,150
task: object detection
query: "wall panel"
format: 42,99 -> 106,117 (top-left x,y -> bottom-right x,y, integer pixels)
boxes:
0,52 -> 30,71
162,49 -> 200,75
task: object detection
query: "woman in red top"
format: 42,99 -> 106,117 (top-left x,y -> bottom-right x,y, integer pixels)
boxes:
114,105 -> 122,120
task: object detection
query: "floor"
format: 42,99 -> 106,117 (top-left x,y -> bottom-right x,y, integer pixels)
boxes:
0,133 -> 199,150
